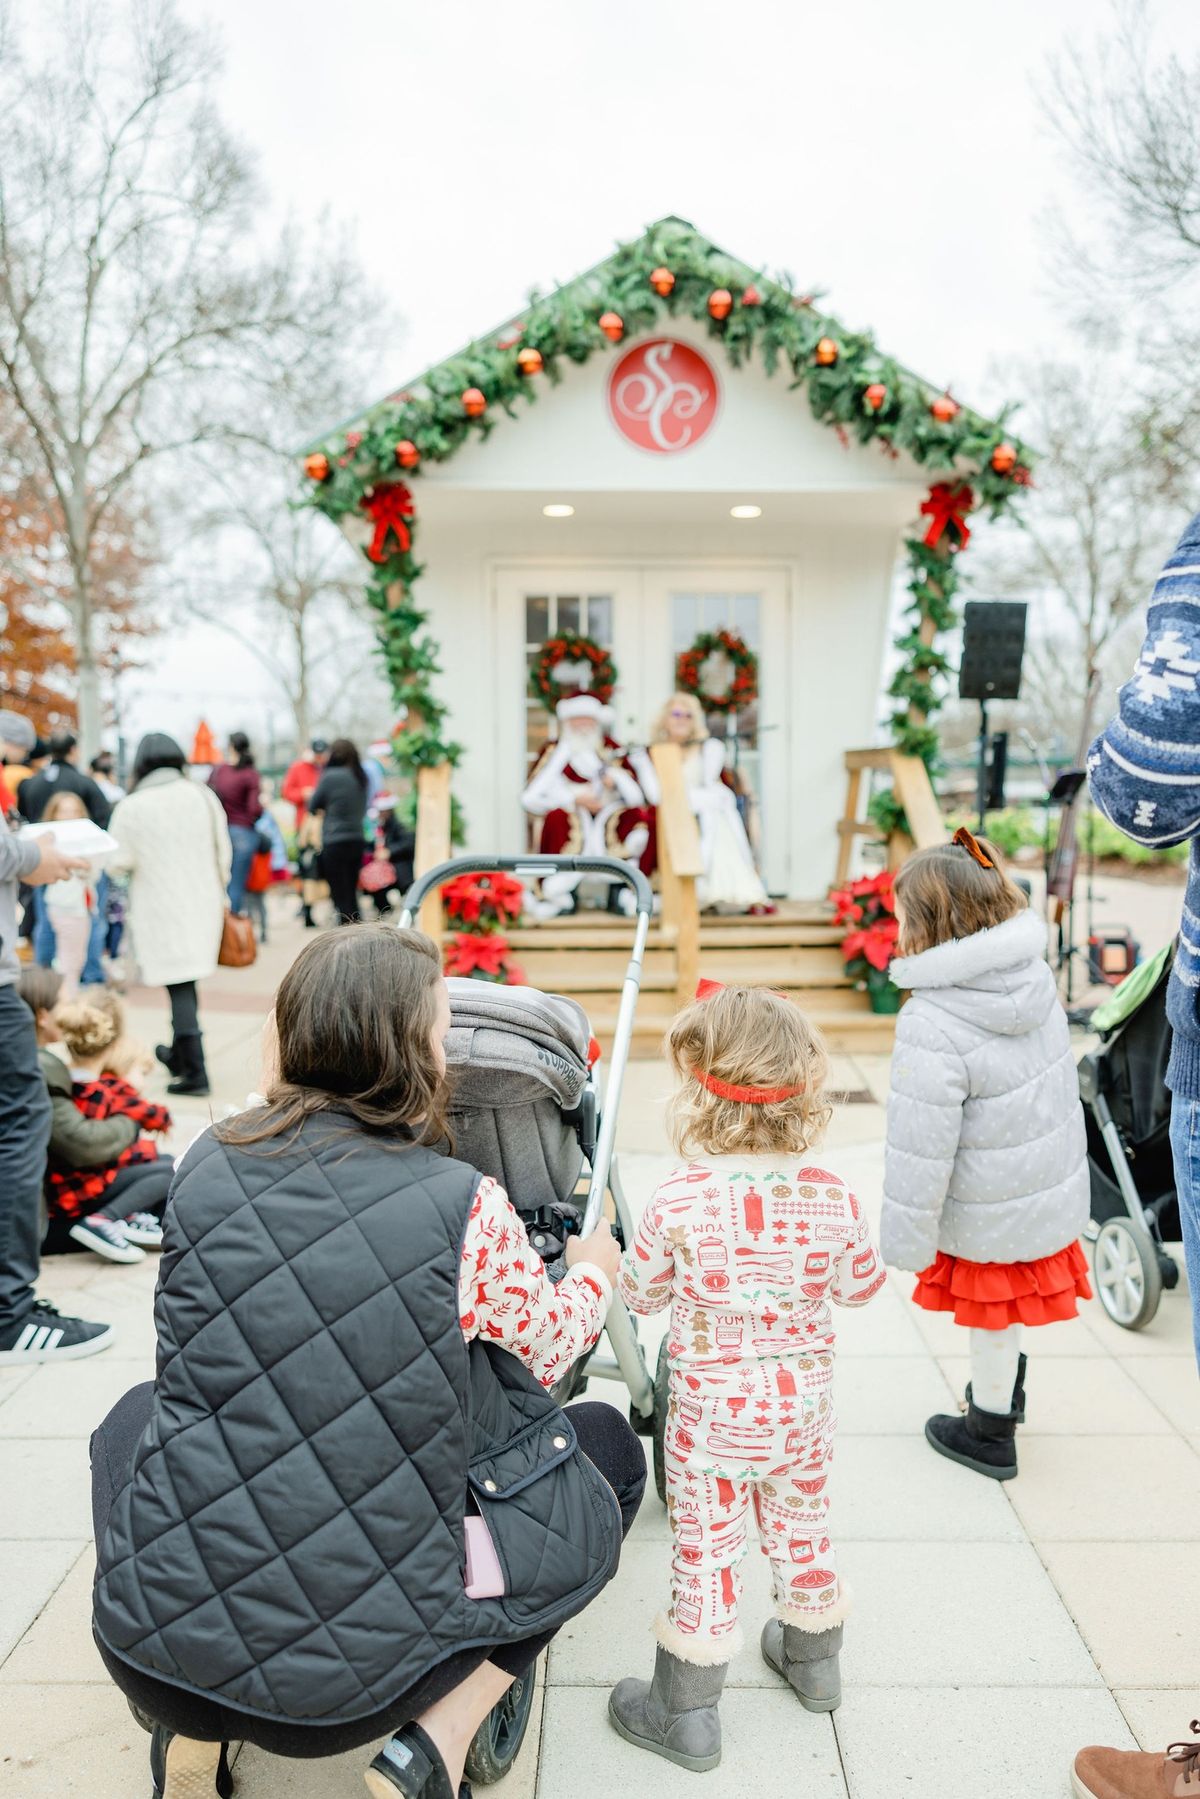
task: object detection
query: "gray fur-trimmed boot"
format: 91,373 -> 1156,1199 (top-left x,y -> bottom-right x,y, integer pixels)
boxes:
760,1619 -> 843,1712
608,1646 -> 728,1772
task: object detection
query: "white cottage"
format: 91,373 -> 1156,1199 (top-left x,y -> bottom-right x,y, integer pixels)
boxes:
304,218 -> 1026,1043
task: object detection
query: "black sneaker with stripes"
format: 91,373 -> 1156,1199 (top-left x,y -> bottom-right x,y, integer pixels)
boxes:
0,1300 -> 115,1363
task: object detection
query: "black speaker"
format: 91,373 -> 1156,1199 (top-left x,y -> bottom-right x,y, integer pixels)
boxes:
958,601 -> 1028,701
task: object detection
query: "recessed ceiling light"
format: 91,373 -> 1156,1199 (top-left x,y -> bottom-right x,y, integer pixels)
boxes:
730,504 -> 762,519
543,503 -> 575,518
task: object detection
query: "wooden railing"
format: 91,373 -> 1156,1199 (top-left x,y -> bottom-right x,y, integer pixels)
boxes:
413,762 -> 453,939
650,742 -> 705,1006
835,748 -> 948,884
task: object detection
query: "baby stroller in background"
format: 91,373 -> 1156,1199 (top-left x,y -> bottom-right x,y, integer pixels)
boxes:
399,855 -> 663,1784
1077,941 -> 1183,1330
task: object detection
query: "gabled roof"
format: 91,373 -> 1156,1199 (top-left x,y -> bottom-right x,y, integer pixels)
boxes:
302,216 -> 1029,510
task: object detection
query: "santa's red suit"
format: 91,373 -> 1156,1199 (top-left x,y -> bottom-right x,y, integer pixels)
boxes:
523,695 -> 653,914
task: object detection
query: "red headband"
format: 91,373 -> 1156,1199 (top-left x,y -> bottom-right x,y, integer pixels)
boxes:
692,978 -> 804,1104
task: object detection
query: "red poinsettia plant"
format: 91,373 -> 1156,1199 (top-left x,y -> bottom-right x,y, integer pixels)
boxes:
443,932 -> 525,985
442,871 -> 526,985
443,872 -> 526,931
828,870 -> 901,1010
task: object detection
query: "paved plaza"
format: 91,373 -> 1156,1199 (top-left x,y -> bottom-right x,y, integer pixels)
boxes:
2,887 -> 1199,1799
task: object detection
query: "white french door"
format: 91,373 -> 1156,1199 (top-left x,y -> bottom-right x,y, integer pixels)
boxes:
644,566 -> 790,895
493,563 -> 790,890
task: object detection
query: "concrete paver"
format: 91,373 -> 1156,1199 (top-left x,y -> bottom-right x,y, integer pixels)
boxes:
4,888 -> 1200,1795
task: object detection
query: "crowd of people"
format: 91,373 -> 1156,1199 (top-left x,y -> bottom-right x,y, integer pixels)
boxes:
4,521 -> 1200,1799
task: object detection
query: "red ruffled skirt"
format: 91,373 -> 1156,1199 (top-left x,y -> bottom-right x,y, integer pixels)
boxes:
912,1242 -> 1093,1330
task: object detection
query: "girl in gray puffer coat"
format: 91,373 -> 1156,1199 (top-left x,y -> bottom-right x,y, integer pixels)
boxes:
881,829 -> 1090,1482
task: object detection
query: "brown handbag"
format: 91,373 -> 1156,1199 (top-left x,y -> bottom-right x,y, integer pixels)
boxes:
218,907 -> 257,968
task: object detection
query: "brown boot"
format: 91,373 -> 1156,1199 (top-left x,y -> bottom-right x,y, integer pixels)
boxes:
1072,1721 -> 1200,1797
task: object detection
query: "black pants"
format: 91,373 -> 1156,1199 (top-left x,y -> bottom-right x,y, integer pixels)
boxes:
166,980 -> 199,1039
90,1384 -> 645,1758
320,840 -> 363,925
44,1158 -> 175,1253
0,985 -> 51,1334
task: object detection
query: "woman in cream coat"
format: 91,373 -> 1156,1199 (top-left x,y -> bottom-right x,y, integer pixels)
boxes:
107,734 -> 231,1098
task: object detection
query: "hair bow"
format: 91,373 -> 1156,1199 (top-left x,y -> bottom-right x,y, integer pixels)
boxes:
951,824 -> 995,869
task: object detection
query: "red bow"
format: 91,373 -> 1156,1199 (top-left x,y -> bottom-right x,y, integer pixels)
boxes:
362,482 -> 415,564
920,481 -> 974,550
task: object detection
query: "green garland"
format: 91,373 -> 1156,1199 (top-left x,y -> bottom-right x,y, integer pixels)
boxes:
301,218 -> 1033,823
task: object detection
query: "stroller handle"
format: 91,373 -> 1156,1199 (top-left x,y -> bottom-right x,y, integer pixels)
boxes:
399,855 -> 654,922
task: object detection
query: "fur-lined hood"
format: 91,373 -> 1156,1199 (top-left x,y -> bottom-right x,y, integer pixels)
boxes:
889,909 -> 1053,1038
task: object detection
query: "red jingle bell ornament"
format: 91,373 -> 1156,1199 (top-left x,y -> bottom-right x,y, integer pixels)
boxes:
303,452 -> 330,482
517,347 -> 544,376
649,266 -> 675,297
814,337 -> 839,367
864,382 -> 887,412
990,441 -> 1018,474
708,288 -> 733,320
462,388 -> 487,418
598,311 -> 624,342
931,392 -> 960,424
394,439 -> 420,470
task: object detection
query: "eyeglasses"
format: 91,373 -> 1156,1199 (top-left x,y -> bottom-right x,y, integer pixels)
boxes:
668,708 -> 692,719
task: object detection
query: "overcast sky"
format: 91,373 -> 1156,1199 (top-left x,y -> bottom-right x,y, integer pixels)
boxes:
116,0 -> 1198,756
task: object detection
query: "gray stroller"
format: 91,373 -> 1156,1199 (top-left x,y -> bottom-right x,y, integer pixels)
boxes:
399,855 -> 664,1783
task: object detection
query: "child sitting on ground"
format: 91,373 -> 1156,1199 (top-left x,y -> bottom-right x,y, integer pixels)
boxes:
880,828 -> 1090,1482
18,968 -> 144,1252
610,981 -> 885,1773
46,998 -> 175,1263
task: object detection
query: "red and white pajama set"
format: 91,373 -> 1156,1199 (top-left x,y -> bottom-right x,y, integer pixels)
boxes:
619,1156 -> 885,1662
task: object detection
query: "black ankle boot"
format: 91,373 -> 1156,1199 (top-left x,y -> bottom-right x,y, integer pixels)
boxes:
925,1397 -> 1018,1481
166,1034 -> 210,1097
155,1042 -> 182,1076
301,903 -> 316,928
966,1351 -> 1027,1424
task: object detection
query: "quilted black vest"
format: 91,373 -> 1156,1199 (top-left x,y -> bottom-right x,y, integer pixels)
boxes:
92,1117 -> 621,1726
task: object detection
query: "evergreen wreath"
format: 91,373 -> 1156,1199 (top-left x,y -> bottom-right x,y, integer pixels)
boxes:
676,628 -> 758,715
529,632 -> 617,709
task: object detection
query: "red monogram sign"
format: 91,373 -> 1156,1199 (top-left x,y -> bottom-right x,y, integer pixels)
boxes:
606,338 -> 719,454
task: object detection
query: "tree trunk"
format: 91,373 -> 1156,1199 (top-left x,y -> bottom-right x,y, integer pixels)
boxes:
70,580 -> 102,760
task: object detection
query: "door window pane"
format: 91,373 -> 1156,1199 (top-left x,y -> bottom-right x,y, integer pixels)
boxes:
523,590 -> 615,798
670,592 -> 764,859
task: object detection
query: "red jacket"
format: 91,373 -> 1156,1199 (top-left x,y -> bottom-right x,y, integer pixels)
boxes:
46,1075 -> 170,1219
281,757 -> 321,825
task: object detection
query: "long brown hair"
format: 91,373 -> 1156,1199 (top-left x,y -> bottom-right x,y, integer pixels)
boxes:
895,836 -> 1027,957
217,925 -> 450,1151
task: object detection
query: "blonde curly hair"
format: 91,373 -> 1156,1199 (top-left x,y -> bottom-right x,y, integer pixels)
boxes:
665,984 -> 832,1158
56,999 -> 120,1060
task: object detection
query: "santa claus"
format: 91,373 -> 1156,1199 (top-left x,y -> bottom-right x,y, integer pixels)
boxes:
523,693 -> 652,915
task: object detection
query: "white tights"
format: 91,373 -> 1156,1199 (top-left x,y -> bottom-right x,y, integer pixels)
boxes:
969,1324 -> 1023,1415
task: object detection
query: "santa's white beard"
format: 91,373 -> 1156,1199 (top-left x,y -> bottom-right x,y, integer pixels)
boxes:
562,725 -> 604,774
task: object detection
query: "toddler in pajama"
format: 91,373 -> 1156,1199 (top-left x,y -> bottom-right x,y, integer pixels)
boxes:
609,981 -> 885,1773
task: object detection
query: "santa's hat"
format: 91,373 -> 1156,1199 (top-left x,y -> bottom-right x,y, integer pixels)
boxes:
557,692 -> 612,727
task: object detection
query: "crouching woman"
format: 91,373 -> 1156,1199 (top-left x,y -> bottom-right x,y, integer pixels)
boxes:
89,925 -> 642,1799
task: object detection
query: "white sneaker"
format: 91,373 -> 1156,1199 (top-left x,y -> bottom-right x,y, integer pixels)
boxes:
69,1214 -> 146,1264
121,1211 -> 164,1250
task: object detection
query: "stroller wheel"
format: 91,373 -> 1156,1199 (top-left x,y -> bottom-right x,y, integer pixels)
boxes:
464,1660 -> 539,1784
1093,1217 -> 1163,1331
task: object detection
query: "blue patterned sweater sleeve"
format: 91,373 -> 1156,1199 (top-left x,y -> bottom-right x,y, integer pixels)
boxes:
1088,511 -> 1200,1094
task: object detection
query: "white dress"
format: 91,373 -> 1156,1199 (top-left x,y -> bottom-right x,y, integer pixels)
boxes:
634,738 -> 767,910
